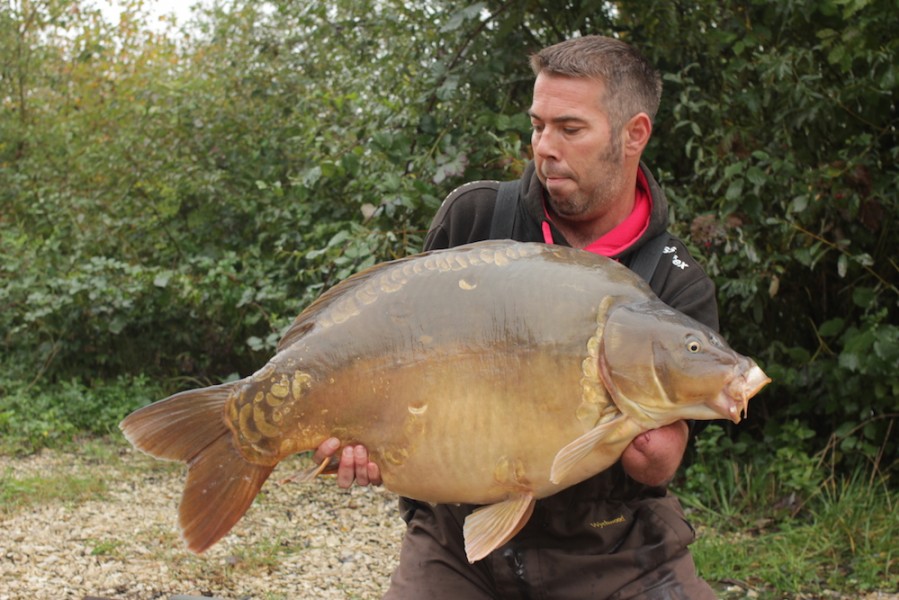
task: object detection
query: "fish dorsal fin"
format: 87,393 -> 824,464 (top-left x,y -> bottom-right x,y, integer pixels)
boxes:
550,416 -> 642,485
463,493 -> 536,563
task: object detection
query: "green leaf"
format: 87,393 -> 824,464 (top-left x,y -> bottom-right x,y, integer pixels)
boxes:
724,162 -> 745,180
851,287 -> 875,309
440,3 -> 486,33
746,166 -> 766,188
108,315 -> 127,335
724,179 -> 744,201
818,318 -> 844,337
789,195 -> 809,213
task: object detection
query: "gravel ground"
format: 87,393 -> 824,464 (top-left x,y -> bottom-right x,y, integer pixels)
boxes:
0,446 -> 404,599
2,446 -> 897,600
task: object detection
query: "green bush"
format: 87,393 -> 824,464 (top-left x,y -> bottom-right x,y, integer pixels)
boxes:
0,374 -> 165,455
631,0 -> 899,473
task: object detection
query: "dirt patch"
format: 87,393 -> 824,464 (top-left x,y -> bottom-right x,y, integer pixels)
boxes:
0,446 -> 404,599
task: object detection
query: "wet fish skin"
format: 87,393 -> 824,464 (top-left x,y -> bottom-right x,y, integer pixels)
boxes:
120,240 -> 770,563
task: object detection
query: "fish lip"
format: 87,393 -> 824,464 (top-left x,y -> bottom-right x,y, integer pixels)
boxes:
712,364 -> 771,423
710,392 -> 746,424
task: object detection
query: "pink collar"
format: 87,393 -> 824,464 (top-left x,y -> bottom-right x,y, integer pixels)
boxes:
541,169 -> 651,257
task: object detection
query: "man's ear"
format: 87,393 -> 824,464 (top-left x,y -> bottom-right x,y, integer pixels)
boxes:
623,113 -> 652,157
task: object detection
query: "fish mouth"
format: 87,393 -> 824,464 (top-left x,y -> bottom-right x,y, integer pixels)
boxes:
711,363 -> 771,423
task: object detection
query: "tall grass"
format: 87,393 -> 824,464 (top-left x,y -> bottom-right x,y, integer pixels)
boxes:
677,423 -> 897,597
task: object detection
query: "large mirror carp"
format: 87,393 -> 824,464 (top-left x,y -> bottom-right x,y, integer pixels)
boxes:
121,240 -> 770,563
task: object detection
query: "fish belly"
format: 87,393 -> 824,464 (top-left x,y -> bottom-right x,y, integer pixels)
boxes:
264,342 -> 606,505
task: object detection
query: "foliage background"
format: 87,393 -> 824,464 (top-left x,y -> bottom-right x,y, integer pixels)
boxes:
2,0 -> 896,491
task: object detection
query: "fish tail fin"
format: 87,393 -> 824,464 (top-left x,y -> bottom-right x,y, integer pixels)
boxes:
120,382 -> 235,462
119,383 -> 274,553
179,431 -> 273,553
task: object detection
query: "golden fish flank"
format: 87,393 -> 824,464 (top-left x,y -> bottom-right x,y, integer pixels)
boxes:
399,402 -> 427,449
119,240 -> 770,564
381,446 -> 409,467
407,402 -> 428,416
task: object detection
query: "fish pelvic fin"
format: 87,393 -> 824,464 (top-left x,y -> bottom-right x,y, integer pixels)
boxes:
463,493 -> 535,563
550,416 -> 642,485
119,382 -> 273,553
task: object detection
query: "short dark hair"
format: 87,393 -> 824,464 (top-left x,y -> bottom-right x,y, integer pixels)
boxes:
530,35 -> 662,131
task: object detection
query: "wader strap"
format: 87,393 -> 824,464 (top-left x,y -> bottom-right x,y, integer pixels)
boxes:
489,180 -> 519,240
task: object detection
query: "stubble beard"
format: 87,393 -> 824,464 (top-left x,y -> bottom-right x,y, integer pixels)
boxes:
545,139 -> 625,222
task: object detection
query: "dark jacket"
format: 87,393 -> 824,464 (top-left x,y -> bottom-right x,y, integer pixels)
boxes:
386,162 -> 719,599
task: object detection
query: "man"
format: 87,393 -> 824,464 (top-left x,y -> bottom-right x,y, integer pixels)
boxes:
314,35 -> 719,599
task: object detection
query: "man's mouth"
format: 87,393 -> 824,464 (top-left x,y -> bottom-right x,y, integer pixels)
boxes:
540,163 -> 572,180
543,173 -> 573,185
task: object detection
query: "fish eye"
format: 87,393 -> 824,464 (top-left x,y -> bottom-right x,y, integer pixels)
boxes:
686,338 -> 702,353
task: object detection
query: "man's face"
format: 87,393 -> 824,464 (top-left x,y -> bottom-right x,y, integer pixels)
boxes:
528,73 -> 629,224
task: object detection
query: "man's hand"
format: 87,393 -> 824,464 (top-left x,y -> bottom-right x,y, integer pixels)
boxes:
312,437 -> 382,489
620,420 -> 688,487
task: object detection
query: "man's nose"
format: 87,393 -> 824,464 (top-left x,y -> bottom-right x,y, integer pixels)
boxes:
533,129 -> 560,160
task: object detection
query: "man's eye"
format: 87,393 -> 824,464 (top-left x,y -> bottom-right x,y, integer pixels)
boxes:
563,128 -> 581,135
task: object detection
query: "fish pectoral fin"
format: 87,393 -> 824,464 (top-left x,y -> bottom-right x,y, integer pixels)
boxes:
463,493 -> 535,564
550,416 -> 639,485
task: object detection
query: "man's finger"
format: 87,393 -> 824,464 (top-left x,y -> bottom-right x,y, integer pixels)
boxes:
336,445 -> 356,489
368,462 -> 382,486
313,437 -> 341,464
354,445 -> 371,486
